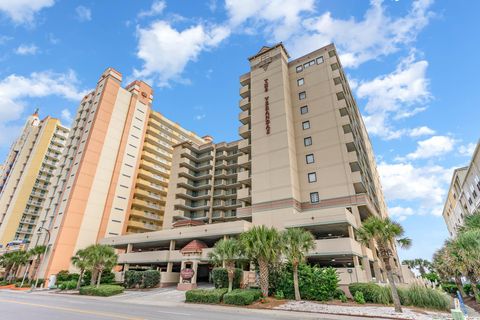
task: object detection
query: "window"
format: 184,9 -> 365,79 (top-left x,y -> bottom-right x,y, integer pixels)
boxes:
296,65 -> 303,73
299,91 -> 306,100
306,154 -> 314,164
304,137 -> 312,146
302,121 -> 310,130
300,106 -> 308,114
308,172 -> 317,183
297,78 -> 304,86
316,56 -> 324,64
310,192 -> 319,203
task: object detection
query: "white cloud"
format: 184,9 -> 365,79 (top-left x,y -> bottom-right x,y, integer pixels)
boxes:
408,126 -> 435,137
195,114 -> 206,120
75,6 -> 91,22
458,142 -> 477,157
378,161 -> 453,214
357,53 -> 431,140
405,135 -> 456,160
225,0 -> 315,41
138,0 -> 166,18
389,206 -> 415,222
61,108 -> 73,124
0,70 -> 87,144
15,44 -> 38,55
133,21 -> 230,87
0,0 -> 55,24
288,0 -> 433,68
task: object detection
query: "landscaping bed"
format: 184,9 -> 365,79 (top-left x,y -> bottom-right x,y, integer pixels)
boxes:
79,285 -> 124,297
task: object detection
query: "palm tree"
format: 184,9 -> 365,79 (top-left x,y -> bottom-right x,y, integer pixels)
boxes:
459,211 -> 480,232
5,251 -> 30,283
433,243 -> 465,297
281,228 -> 315,301
357,216 -> 412,313
71,248 -> 90,289
27,246 -> 46,281
209,238 -> 242,292
83,244 -> 118,288
0,253 -> 16,282
452,229 -> 480,302
241,226 -> 281,297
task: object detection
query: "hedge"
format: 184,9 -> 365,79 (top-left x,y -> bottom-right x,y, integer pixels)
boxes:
143,270 -> 160,288
270,264 -> 339,301
349,283 -> 451,311
185,288 -> 228,304
223,289 -> 262,305
124,270 -> 160,289
57,270 -> 80,282
83,270 -> 115,285
211,268 -> 243,289
58,280 -> 77,290
79,285 -> 124,297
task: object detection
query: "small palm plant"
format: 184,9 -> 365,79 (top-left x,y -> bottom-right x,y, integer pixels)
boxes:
356,216 -> 411,313
452,229 -> 480,302
241,226 -> 281,297
281,228 -> 315,301
81,244 -> 118,288
209,238 -> 242,292
71,248 -> 90,289
27,246 -> 46,281
433,244 -> 465,297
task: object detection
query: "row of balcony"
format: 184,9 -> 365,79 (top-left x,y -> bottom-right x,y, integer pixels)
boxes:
129,209 -> 163,222
127,220 -> 159,232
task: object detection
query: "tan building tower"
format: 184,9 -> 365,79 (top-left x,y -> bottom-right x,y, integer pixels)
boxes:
30,68 -> 204,282
101,43 -> 403,288
0,110 -> 69,249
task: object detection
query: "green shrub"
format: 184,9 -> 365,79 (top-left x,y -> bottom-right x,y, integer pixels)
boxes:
340,294 -> 348,303
349,283 -> 382,303
143,270 -> 160,288
125,270 -> 143,288
79,285 -> 124,297
185,288 -> 227,304
223,289 -> 262,305
58,280 -> 77,290
402,284 -> 451,311
211,268 -> 243,289
14,282 -> 30,288
333,288 -> 345,299
274,290 -> 285,299
354,291 -> 365,304
270,264 -> 339,301
0,281 -> 8,286
83,270 -> 115,285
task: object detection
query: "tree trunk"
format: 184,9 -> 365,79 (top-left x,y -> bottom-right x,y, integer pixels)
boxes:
90,269 -> 98,286
471,281 -> 479,303
384,258 -> 402,313
96,270 -> 103,288
226,262 -> 234,293
8,263 -> 16,283
258,259 -> 269,298
293,262 -> 301,301
454,276 -> 466,298
76,270 -> 84,290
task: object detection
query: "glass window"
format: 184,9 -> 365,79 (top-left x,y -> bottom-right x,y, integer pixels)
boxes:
306,154 -> 314,164
302,121 -> 310,130
309,60 -> 315,66
300,106 -> 308,114
299,92 -> 306,100
297,78 -> 304,86
316,56 -> 324,64
304,62 -> 310,69
308,172 -> 317,183
310,192 -> 319,203
296,65 -> 303,73
304,137 -> 312,146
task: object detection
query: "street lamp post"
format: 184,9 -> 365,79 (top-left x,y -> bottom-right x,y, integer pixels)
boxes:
32,227 -> 50,290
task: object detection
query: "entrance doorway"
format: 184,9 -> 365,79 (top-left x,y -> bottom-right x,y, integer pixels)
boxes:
196,264 -> 211,283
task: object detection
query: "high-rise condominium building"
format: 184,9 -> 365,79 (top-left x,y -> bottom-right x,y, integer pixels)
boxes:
0,111 -> 69,249
29,68 -> 204,281
442,141 -> 480,237
102,43 -> 404,289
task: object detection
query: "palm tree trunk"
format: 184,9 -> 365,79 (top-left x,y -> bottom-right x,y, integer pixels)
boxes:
454,276 -> 466,298
384,258 -> 402,313
471,281 -> 480,303
226,262 -> 234,293
293,262 -> 301,301
96,270 -> 103,288
8,263 -> 16,283
258,259 -> 269,298
90,269 -> 98,286
76,270 -> 84,290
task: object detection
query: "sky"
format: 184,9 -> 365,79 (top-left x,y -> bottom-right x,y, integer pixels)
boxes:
0,0 -> 479,262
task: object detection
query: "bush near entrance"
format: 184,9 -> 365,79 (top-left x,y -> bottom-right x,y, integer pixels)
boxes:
185,288 -> 228,304
58,280 -> 77,290
270,264 -> 339,301
211,268 -> 242,290
124,270 -> 160,289
223,289 -> 262,305
79,285 -> 124,297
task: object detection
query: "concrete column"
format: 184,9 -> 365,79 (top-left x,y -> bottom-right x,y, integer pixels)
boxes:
169,240 -> 176,251
192,261 -> 198,284
126,243 -> 133,253
362,257 -> 373,280
124,264 -> 130,271
353,256 -> 360,267
167,262 -> 173,273
348,225 -> 355,239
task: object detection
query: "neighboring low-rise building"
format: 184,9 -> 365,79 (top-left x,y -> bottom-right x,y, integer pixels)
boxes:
442,141 -> 480,237
101,43 -> 404,289
0,110 -> 69,248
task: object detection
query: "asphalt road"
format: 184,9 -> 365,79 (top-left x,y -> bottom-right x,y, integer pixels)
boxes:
0,290 -> 368,320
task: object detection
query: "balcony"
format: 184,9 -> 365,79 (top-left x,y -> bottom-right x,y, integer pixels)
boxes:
237,187 -> 251,202
310,238 -> 363,257
129,209 -> 163,222
239,72 -> 250,86
239,110 -> 250,125
238,154 -> 251,168
176,189 -> 211,200
132,198 -> 163,212
239,97 -> 250,111
238,170 -> 251,185
134,189 -> 167,203
174,198 -> 210,211
239,85 -> 250,99
127,220 -> 159,232
239,124 -> 251,139
177,177 -> 211,190
178,166 -> 211,181
138,169 -> 168,185
118,250 -> 170,264
238,139 -> 250,153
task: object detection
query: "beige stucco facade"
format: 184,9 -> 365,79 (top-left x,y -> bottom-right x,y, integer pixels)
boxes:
101,44 -> 403,288
0,112 -> 68,250
442,141 -> 480,237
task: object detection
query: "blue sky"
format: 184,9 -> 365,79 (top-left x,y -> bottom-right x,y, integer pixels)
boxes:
0,0 -> 478,261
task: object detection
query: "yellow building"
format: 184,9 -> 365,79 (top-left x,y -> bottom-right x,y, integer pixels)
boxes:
0,110 -> 69,249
